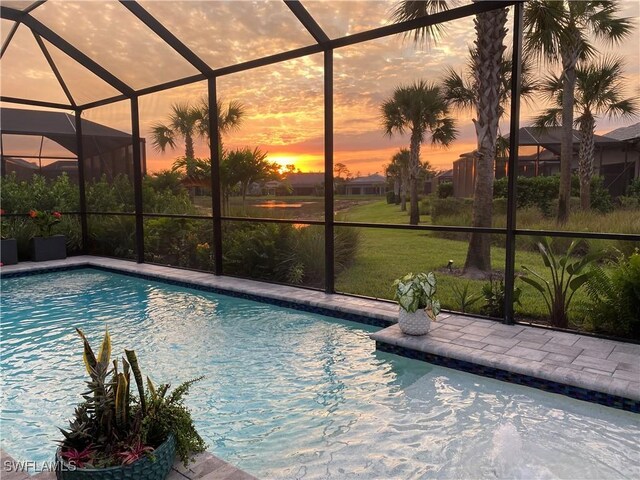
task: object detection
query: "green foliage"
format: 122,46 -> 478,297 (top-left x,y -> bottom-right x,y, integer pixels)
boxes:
141,376 -> 206,466
28,209 -> 62,237
393,272 -> 441,318
430,197 -> 473,223
493,175 -> 612,215
480,276 -> 521,318
0,173 -> 79,213
222,223 -> 360,288
60,329 -> 206,468
577,251 -> 640,339
451,281 -> 482,313
437,181 -> 454,199
494,175 -> 559,216
627,178 -> 640,198
520,237 -> 603,328
144,218 -> 213,270
386,191 -> 396,204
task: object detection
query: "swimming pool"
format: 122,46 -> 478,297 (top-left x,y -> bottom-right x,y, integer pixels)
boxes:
1,268 -> 639,479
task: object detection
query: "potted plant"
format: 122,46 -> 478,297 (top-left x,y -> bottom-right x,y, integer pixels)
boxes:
1,209 -> 18,265
56,329 -> 206,480
29,209 -> 66,261
393,272 -> 441,335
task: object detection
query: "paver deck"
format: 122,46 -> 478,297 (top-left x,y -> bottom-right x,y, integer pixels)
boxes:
2,255 -> 639,406
0,449 -> 256,480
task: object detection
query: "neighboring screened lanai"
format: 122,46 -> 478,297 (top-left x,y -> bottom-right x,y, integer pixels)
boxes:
1,0 -> 638,331
1,106 -> 142,181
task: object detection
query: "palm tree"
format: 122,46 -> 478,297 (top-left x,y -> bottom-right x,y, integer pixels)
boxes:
524,0 -> 633,223
197,98 -> 246,147
393,1 -> 509,274
150,102 -> 201,171
443,50 -> 537,274
381,81 -> 457,225
386,149 -> 410,211
534,57 -> 638,210
224,147 -> 280,213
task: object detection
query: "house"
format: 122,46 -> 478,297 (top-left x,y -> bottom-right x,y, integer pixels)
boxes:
345,174 -> 386,195
429,169 -> 453,195
451,126 -> 634,197
283,172 -> 324,196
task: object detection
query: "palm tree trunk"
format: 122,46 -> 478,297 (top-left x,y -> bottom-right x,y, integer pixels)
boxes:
578,115 -> 595,211
409,134 -> 421,225
463,7 -> 507,277
394,177 -> 401,205
400,166 -> 408,211
557,40 -> 580,224
185,134 -> 195,160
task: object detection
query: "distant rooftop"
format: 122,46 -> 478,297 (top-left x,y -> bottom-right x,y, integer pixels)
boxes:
605,122 -> 640,141
349,174 -> 386,185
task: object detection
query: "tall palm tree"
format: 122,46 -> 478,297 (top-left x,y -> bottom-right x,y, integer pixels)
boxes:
381,81 -> 457,225
443,50 -> 537,274
524,0 -> 633,223
393,1 -> 509,275
534,57 -> 638,210
386,149 -> 410,211
197,98 -> 246,147
150,102 -> 201,167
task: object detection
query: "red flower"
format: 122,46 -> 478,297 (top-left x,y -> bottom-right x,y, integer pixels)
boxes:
29,210 -> 38,218
53,211 -> 62,219
0,209 -> 5,215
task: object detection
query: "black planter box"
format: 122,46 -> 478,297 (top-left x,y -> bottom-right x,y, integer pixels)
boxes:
30,235 -> 67,262
1,238 -> 18,265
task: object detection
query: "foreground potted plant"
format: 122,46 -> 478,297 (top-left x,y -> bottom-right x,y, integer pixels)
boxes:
393,272 -> 441,335
56,329 -> 206,479
1,209 -> 18,265
29,209 -> 66,261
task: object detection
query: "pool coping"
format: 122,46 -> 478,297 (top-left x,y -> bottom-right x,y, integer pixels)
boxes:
1,256 -> 639,413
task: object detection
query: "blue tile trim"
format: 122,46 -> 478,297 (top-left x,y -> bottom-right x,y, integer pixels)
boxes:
0,264 -> 393,328
376,341 -> 640,414
4,264 -> 637,413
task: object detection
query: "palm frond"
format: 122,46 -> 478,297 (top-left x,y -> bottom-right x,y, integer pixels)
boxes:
150,123 -> 176,153
390,1 -> 451,47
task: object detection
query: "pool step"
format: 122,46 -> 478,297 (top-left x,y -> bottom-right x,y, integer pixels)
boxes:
371,319 -> 640,412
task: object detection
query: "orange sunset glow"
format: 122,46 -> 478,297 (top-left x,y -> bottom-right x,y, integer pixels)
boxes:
1,0 -> 639,176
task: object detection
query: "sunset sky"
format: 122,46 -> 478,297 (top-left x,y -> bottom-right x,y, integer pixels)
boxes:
1,0 -> 639,176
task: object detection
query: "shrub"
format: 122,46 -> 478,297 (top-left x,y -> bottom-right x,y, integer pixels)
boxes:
386,191 -> 396,204
479,276 -> 521,318
520,237 -> 603,328
577,250 -> 640,339
144,218 -> 213,271
493,175 -> 612,214
419,195 -> 434,215
494,175 -> 558,215
431,198 -> 473,223
627,178 -> 640,199
0,173 -> 79,213
437,181 -> 454,198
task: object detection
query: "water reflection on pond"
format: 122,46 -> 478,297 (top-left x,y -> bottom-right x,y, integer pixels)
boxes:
254,201 -> 318,208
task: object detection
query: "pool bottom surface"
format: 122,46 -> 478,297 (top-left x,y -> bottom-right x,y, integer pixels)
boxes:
1,269 -> 639,479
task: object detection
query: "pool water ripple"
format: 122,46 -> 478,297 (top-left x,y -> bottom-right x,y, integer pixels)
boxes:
1,269 -> 639,479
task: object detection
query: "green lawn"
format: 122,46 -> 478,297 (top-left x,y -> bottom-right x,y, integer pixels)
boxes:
334,200 -> 602,323
193,193 -> 621,324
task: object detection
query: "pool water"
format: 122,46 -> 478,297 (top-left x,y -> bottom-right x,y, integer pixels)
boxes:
1,269 -> 639,479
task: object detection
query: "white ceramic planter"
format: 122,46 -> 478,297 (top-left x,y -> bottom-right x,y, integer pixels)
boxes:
398,308 -> 431,336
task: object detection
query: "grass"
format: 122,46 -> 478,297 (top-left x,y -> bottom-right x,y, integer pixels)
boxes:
334,200 -> 630,323
193,193 -> 634,325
